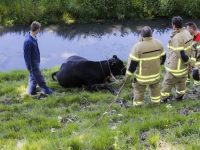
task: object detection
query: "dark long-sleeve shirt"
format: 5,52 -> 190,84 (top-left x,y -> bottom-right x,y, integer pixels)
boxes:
23,32 -> 40,70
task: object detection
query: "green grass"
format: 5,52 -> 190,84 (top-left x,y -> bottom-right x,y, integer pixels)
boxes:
0,66 -> 200,150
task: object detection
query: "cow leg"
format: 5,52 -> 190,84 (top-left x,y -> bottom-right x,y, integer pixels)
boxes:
91,84 -> 118,95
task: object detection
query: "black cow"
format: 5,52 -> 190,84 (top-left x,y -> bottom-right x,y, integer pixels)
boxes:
52,55 -> 126,94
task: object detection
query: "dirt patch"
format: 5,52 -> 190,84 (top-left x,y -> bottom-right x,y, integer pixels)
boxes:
0,109 -> 5,112
1,117 -> 11,122
35,93 -> 48,100
116,98 -> 130,109
176,108 -> 189,116
126,136 -> 133,144
188,89 -> 200,95
193,107 -> 200,112
182,93 -> 188,100
116,98 -> 127,107
129,92 -> 134,101
79,99 -> 94,110
1,98 -> 13,105
80,99 -> 93,107
61,115 -> 77,125
139,130 -> 177,149
159,141 -> 176,150
175,106 -> 200,116
183,89 -> 200,101
139,131 -> 151,141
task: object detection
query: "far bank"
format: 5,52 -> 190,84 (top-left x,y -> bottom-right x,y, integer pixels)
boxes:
0,0 -> 200,26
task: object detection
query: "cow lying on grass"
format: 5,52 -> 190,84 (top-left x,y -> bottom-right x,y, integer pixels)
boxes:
52,55 -> 126,94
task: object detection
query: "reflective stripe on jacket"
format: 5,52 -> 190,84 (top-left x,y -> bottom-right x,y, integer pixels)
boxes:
165,27 -> 196,78
126,37 -> 165,85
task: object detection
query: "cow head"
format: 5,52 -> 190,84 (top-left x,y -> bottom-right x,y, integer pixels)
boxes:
109,55 -> 126,76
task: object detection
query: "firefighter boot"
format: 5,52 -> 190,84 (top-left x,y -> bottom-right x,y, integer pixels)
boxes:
161,97 -> 171,104
176,94 -> 184,101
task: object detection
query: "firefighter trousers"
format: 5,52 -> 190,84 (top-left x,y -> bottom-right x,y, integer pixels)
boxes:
187,68 -> 200,87
193,65 -> 200,87
186,71 -> 191,85
161,71 -> 187,100
132,80 -> 160,106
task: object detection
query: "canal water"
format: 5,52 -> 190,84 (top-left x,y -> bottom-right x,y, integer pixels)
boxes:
0,18 -> 200,71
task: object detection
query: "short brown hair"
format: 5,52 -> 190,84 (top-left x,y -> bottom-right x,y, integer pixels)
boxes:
30,21 -> 41,32
172,16 -> 183,28
185,22 -> 197,31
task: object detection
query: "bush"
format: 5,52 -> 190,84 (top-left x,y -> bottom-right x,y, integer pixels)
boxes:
0,0 -> 200,26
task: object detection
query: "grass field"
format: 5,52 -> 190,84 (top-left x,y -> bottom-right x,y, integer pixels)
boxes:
0,66 -> 200,150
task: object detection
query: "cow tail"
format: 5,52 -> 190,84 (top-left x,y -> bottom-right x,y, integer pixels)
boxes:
52,71 -> 58,81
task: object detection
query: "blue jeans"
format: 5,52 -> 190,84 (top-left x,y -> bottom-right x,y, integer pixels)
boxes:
28,69 -> 53,95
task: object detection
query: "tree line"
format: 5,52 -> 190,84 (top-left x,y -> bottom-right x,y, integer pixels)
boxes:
0,0 -> 200,26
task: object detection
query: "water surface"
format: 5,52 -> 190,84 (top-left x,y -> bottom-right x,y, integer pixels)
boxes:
0,18 -> 199,71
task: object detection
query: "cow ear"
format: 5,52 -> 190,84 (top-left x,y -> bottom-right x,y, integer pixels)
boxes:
113,55 -> 117,59
111,55 -> 118,65
111,58 -> 118,65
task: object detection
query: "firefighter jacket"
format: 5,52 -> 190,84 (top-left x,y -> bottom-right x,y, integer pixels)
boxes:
193,32 -> 200,67
165,27 -> 196,78
126,37 -> 166,85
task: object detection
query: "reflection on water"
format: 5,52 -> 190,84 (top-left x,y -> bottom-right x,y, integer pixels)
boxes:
0,18 -> 199,71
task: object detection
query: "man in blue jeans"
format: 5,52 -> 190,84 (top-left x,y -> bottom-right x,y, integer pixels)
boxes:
23,21 -> 53,95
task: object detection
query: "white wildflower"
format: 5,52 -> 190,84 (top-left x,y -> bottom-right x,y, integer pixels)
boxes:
58,116 -> 62,123
72,131 -> 77,135
51,128 -> 55,133
118,121 -> 122,124
67,118 -> 73,123
103,112 -> 108,115
17,141 -> 22,149
111,126 -> 117,130
166,104 -> 172,109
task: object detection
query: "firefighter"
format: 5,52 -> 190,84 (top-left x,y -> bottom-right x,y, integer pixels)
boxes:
126,26 -> 166,107
186,22 -> 200,88
161,16 -> 196,103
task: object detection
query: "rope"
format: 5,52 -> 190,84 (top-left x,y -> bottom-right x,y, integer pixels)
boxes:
99,61 -> 107,78
106,59 -> 124,82
110,73 -> 123,82
99,60 -> 124,82
82,77 -> 128,132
